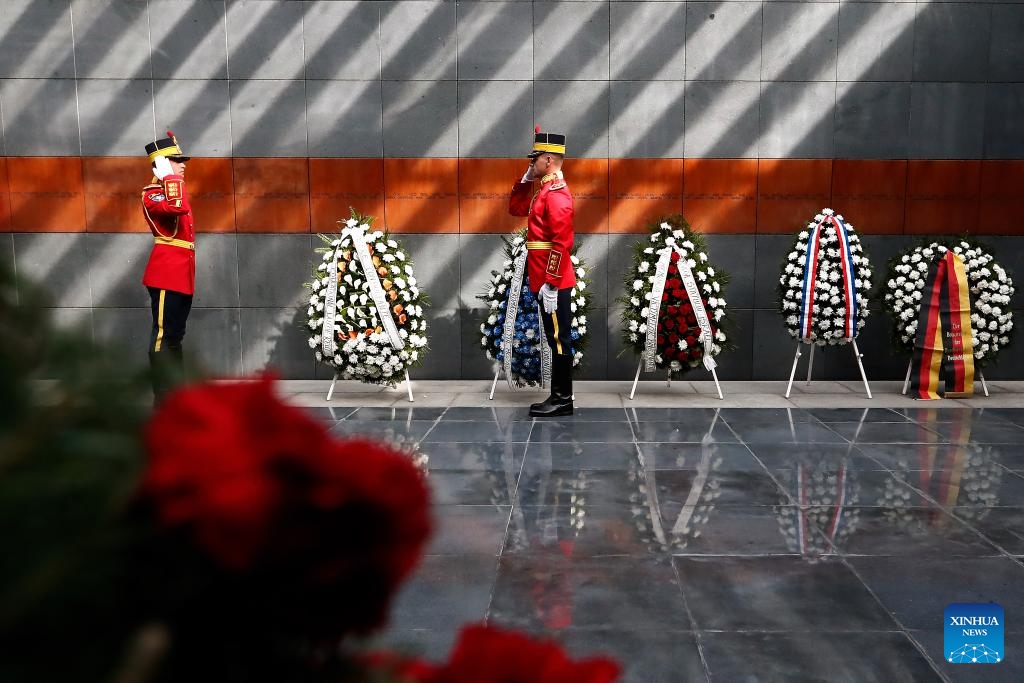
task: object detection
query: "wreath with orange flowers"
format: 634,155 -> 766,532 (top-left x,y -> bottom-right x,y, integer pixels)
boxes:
305,210 -> 429,385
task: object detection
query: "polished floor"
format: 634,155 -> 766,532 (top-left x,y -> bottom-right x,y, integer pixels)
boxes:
308,404 -> 1024,683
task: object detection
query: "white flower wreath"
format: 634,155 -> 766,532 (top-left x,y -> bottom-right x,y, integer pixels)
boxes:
619,216 -> 730,377
478,230 -> 592,387
305,212 -> 428,385
778,209 -> 873,346
882,239 -> 1015,366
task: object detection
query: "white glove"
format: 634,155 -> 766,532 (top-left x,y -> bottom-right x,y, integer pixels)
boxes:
539,283 -> 558,314
153,155 -> 173,180
520,165 -> 534,183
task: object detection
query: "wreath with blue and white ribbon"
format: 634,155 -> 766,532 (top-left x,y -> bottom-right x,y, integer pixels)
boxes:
778,209 -> 872,346
478,230 -> 592,389
305,211 -> 429,386
619,216 -> 730,378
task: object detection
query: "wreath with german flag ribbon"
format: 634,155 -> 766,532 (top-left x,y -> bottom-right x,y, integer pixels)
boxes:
478,229 -> 592,388
778,209 -> 873,346
618,215 -> 731,378
883,239 -> 1015,368
305,210 -> 429,385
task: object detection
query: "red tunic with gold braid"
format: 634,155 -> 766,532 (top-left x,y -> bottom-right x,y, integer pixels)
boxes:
508,172 -> 576,294
141,174 -> 195,295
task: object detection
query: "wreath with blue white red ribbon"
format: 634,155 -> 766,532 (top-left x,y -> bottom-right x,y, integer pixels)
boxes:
778,209 -> 872,346
478,229 -> 592,388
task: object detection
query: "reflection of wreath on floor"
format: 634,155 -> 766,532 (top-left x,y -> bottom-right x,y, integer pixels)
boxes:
478,229 -> 592,388
774,456 -> 861,562
628,440 -> 723,553
883,239 -> 1015,368
619,216 -> 731,379
305,210 -> 429,386
777,209 -> 872,346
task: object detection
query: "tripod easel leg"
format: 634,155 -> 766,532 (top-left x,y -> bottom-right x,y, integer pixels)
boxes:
979,371 -> 990,397
902,360 -> 912,395
326,372 -> 338,401
489,367 -> 500,400
404,371 -> 414,403
806,344 -> 815,386
710,366 -> 724,400
851,339 -> 872,399
785,343 -> 803,399
629,360 -> 642,400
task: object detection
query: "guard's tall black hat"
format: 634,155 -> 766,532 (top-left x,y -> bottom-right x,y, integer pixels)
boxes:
145,130 -> 190,162
527,126 -> 566,158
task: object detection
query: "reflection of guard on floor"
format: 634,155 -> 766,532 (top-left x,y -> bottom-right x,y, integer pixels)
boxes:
141,131 -> 194,401
509,127 -> 576,417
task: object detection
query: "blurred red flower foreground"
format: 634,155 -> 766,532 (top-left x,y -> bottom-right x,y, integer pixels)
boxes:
141,377 -> 619,681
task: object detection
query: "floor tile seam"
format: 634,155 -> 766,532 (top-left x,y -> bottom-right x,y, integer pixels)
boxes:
831,555 -> 952,683
666,547 -> 714,683
724,421 -> 801,508
938,505 -> 1024,562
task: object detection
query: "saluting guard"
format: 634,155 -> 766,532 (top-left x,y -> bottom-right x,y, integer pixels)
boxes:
509,128 -> 576,417
141,131 -> 195,401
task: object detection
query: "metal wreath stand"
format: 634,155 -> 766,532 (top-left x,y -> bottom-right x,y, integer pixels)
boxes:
785,339 -> 872,399
900,360 -> 989,398
628,357 -> 724,401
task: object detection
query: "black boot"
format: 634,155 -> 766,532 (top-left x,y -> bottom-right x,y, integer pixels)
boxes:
149,346 -> 186,404
530,354 -> 574,417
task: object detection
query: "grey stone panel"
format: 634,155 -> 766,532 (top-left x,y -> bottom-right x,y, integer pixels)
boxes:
193,234 -> 241,309
400,233 -> 461,310
459,233 -> 510,309
457,1 -> 533,81
460,306 -> 496,380
752,235 -> 793,310
820,312 -> 906,382
983,237 -> 1024,313
610,1 -> 687,81
706,235 -> 756,311
420,308 -> 462,379
150,0 -> 229,80
307,80 -> 384,157
759,81 -> 836,159
92,307 -> 152,369
86,233 -> 152,308
237,234 -> 313,308
715,307 -> 754,382
984,84 -> 1024,159
303,0 -> 382,80
0,79 -> 81,155
78,79 -> 155,156
609,80 -> 686,158
684,81 -> 760,158
0,235 -> 13,283
71,0 -> 151,79
750,308 -> 803,380
576,306 -> 608,381
834,81 -> 911,159
913,4 -> 991,83
225,0 -> 305,79
605,233 -> 638,311
575,233 -> 610,309
534,1 -> 610,81
187,307 -> 243,376
240,306 -> 315,378
858,235 -> 918,287
761,3 -> 838,82
685,2 -> 763,81
458,80 -> 534,157
0,0 -> 74,78
13,233 -> 92,308
381,1 -> 457,80
535,81 -> 609,159
229,79 -> 308,157
382,80 -> 458,157
990,6 -> 1024,83
48,307 -> 94,339
154,79 -> 232,157
837,3 -> 916,82
606,303 -> 639,381
909,82 -> 986,160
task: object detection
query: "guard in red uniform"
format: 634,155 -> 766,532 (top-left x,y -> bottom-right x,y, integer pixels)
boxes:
509,128 -> 576,417
141,131 -> 194,400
